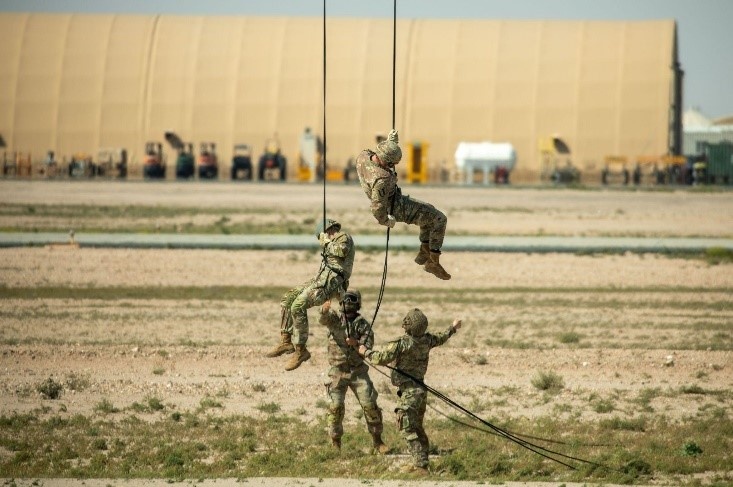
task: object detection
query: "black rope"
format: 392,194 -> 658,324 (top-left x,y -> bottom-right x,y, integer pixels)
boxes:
426,403 -> 614,448
360,355 -> 613,458
391,0 -> 397,129
357,351 -> 616,471
321,0 -> 327,232
378,363 -> 618,472
369,0 -> 398,331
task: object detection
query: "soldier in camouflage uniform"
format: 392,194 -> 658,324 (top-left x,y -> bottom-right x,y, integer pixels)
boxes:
318,292 -> 389,453
355,129 -> 451,280
357,309 -> 462,475
266,218 -> 355,371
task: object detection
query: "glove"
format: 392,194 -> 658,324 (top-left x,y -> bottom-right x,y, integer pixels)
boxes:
319,232 -> 331,246
383,215 -> 396,228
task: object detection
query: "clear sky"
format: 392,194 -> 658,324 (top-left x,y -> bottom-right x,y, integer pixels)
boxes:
2,0 -> 732,119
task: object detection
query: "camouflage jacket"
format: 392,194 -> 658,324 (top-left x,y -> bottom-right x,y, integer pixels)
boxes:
319,308 -> 374,368
317,230 -> 355,282
365,326 -> 456,387
355,149 -> 401,225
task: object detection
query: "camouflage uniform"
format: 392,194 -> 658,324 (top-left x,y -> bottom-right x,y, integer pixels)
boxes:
319,305 -> 386,449
355,148 -> 447,251
364,309 -> 457,468
281,229 -> 355,346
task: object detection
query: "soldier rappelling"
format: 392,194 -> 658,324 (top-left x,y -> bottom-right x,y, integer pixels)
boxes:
355,129 -> 452,280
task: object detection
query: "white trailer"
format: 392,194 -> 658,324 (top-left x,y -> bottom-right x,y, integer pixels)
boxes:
454,142 -> 516,185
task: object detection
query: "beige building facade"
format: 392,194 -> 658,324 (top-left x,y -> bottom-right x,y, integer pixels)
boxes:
0,13 -> 681,182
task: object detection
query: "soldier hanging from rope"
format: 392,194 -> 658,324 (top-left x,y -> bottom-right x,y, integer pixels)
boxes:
266,218 -> 355,371
355,130 -> 452,280
318,291 -> 389,453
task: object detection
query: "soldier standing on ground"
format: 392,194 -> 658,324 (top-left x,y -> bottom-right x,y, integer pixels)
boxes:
266,218 -> 355,371
357,309 -> 462,475
319,292 -> 389,453
355,129 -> 451,280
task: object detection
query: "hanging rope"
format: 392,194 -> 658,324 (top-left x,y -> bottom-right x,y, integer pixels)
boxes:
368,0 -> 398,330
321,0 -> 327,232
320,1 -> 613,471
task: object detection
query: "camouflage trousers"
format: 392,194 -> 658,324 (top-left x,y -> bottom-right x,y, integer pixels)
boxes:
396,383 -> 429,468
280,274 -> 346,345
393,193 -> 447,250
325,362 -> 383,441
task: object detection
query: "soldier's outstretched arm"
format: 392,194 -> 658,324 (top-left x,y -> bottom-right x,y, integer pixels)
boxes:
430,319 -> 462,347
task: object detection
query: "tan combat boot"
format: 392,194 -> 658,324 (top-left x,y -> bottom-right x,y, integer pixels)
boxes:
284,344 -> 311,371
424,251 -> 451,280
414,242 -> 430,265
371,434 -> 389,455
265,332 -> 295,357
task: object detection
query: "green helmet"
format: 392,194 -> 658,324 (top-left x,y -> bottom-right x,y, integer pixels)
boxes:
402,308 -> 428,337
341,290 -> 361,313
315,218 -> 341,238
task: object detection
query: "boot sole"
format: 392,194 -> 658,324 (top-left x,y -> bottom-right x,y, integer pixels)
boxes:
264,348 -> 295,358
284,352 -> 311,371
424,265 -> 451,280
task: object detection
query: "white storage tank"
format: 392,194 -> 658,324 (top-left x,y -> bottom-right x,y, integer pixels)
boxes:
454,142 -> 516,184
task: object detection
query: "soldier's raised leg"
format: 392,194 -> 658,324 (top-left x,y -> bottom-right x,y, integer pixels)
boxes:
396,196 -> 450,280
285,293 -> 311,371
266,290 -> 298,357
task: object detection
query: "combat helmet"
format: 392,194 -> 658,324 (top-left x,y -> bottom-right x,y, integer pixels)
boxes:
402,308 -> 428,337
315,218 -> 341,238
375,129 -> 402,166
341,290 -> 362,313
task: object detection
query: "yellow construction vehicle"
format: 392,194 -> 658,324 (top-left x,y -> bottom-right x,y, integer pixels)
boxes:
404,141 -> 429,184
601,155 -> 630,185
631,155 -> 687,185
539,135 -> 579,183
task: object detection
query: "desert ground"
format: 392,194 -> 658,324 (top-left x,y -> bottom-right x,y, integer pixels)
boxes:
0,180 -> 732,487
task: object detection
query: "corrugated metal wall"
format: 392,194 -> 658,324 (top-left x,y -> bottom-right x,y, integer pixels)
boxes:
0,13 -> 676,181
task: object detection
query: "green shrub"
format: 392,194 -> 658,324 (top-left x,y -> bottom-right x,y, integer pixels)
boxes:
37,378 -> 63,399
255,402 -> 280,414
531,371 -> 564,392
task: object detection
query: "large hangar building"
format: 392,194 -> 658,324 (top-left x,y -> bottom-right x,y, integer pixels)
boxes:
0,13 -> 682,182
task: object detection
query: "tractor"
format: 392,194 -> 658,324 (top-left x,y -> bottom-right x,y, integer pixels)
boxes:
68,153 -> 96,178
96,148 -> 127,179
231,144 -> 253,180
164,132 -> 195,179
175,143 -> 195,179
258,138 -> 287,181
539,135 -> 580,184
601,156 -> 630,185
143,142 -> 166,179
198,142 -> 218,179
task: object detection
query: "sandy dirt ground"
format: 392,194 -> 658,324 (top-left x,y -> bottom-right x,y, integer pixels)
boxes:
1,180 -> 732,238
1,181 -> 732,486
